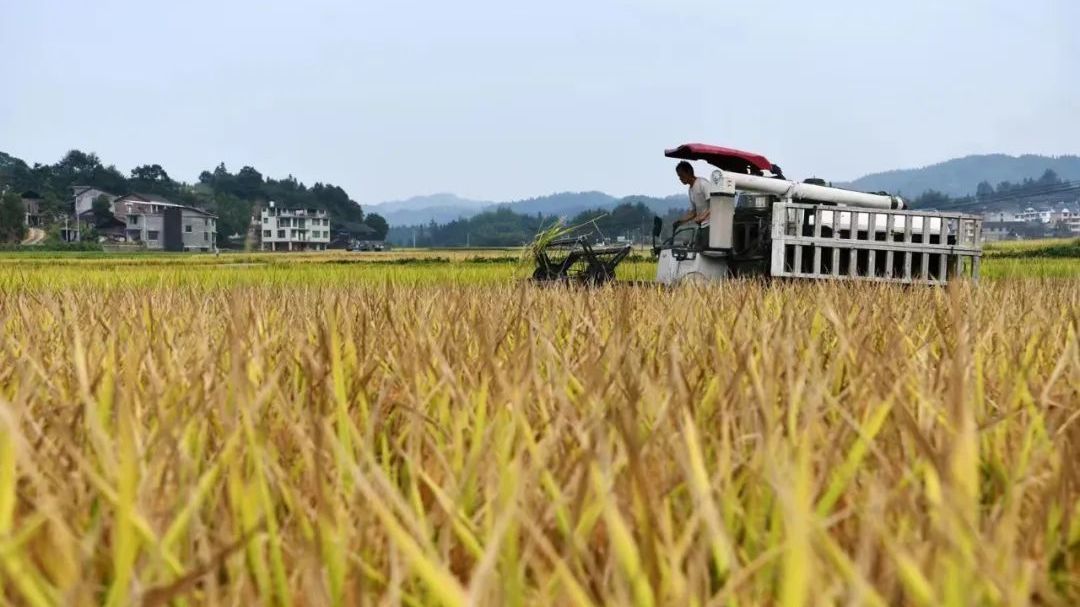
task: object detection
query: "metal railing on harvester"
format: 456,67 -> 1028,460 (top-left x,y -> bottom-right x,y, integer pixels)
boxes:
769,202 -> 983,284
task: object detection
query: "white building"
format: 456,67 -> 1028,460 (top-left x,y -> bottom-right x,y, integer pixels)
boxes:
258,202 -> 331,251
1050,207 -> 1076,223
1012,207 -> 1056,223
72,185 -> 117,215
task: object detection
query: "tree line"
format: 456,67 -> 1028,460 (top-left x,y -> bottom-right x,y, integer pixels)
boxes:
390,201 -> 668,247
0,149 -> 387,244
912,169 -> 1074,209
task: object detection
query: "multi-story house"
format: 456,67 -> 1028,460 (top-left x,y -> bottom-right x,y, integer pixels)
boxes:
257,202 -> 331,251
1050,207 -> 1076,223
114,193 -> 217,251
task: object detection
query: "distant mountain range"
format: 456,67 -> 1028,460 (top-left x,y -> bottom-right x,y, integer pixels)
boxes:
837,154 -> 1080,198
373,153 -> 1080,227
371,193 -> 494,226
372,191 -> 685,227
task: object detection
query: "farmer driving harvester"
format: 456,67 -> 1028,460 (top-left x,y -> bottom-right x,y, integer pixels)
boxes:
674,160 -> 711,246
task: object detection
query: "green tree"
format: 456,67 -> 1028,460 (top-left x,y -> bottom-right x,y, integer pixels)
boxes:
129,163 -> 177,197
570,202 -> 654,242
913,189 -> 951,209
39,192 -> 67,225
233,166 -> 264,199
976,181 -> 995,199
92,194 -> 113,223
130,163 -> 171,183
211,193 -> 254,246
0,190 -> 27,242
364,213 -> 389,240
53,150 -> 128,194
1037,169 -> 1061,186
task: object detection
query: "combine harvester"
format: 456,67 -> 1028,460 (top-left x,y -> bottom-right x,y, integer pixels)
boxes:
655,144 -> 984,285
531,144 -> 983,286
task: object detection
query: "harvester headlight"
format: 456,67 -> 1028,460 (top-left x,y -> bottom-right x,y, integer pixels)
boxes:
711,170 -> 723,185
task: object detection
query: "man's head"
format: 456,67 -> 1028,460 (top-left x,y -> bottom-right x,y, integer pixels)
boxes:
675,161 -> 695,186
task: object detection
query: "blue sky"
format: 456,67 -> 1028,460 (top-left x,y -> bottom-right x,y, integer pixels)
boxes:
1,0 -> 1076,203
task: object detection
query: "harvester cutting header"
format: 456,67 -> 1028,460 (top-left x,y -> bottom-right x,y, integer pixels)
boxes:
532,143 -> 983,285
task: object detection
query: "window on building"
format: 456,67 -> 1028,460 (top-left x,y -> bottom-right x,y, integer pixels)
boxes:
278,230 -> 286,238
204,232 -> 209,242
263,230 -> 272,237
129,215 -> 139,225
185,225 -> 193,233
148,231 -> 159,240
263,216 -> 268,224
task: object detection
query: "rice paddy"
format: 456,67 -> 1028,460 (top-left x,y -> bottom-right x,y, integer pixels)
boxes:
0,245 -> 1078,605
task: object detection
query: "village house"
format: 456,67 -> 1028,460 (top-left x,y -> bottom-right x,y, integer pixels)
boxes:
1050,207 -> 1076,223
114,193 -> 217,251
20,191 -> 43,227
1065,213 -> 1080,235
256,202 -> 330,251
72,185 -> 118,216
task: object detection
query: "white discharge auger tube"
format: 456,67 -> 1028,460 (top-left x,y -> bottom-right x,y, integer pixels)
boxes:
715,171 -> 905,210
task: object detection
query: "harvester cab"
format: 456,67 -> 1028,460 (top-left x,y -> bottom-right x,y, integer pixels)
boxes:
654,144 -> 985,285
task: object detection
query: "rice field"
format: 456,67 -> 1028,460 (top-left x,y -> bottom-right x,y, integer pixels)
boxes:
0,247 -> 1078,605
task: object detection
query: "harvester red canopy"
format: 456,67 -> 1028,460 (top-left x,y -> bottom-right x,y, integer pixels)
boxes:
664,143 -> 773,175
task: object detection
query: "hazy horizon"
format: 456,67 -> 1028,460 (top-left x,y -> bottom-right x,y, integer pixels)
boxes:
2,0 -> 1076,205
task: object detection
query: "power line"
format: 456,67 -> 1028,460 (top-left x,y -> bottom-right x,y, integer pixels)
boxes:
929,181 -> 1080,210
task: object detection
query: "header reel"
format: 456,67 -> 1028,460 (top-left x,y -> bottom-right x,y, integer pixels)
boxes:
531,234 -> 632,286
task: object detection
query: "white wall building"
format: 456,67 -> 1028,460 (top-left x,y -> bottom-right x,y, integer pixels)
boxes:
1011,207 -> 1056,223
1050,207 -> 1075,223
258,203 -> 331,251
72,186 -> 117,216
